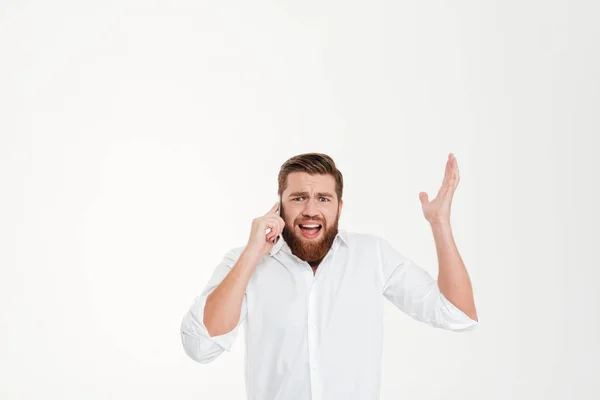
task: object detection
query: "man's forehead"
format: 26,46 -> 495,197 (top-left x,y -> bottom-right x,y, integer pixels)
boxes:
284,172 -> 336,193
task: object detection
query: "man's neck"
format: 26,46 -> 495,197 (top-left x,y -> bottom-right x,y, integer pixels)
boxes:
309,259 -> 322,275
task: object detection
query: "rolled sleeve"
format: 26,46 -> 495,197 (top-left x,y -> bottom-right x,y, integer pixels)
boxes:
438,291 -> 479,331
180,247 -> 248,363
378,237 -> 479,332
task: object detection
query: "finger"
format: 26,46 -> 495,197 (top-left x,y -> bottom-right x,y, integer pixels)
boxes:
267,227 -> 279,242
266,202 -> 279,215
441,157 -> 451,187
448,156 -> 458,189
266,227 -> 277,241
453,156 -> 460,186
265,218 -> 281,237
264,222 -> 277,237
266,215 -> 284,234
436,183 -> 450,199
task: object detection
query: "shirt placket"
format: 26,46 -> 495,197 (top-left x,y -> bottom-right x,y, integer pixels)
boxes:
307,274 -> 321,400
305,240 -> 339,400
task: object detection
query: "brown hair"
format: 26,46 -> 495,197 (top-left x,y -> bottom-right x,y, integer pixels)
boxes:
277,153 -> 344,202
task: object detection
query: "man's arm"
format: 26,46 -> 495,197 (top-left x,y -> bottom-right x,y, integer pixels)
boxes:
430,221 -> 478,321
203,248 -> 261,336
180,202 -> 285,364
379,236 -> 478,331
416,152 -> 478,322
180,248 -> 264,364
180,247 -> 250,364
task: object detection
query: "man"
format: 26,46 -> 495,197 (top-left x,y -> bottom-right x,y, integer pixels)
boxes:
180,152 -> 478,400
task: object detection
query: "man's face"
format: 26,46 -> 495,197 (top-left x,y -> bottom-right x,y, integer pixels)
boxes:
280,172 -> 343,264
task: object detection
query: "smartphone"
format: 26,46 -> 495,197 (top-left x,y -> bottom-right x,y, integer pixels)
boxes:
278,195 -> 282,216
272,195 -> 282,243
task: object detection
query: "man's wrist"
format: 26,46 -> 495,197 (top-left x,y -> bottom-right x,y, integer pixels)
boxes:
429,218 -> 451,227
240,247 -> 263,265
429,220 -> 452,233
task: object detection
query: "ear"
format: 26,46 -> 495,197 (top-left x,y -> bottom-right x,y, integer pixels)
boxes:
338,198 -> 344,218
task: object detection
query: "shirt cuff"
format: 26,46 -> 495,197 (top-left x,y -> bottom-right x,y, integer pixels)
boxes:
439,292 -> 480,331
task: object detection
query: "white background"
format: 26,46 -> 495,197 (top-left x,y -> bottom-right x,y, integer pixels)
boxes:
1,1 -> 598,399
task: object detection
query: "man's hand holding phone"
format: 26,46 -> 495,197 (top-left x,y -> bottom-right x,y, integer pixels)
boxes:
245,201 -> 285,259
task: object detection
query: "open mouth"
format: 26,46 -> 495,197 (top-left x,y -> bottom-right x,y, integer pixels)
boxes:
298,224 -> 322,238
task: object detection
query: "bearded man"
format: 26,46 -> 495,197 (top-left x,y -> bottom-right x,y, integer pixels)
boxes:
181,152 -> 479,400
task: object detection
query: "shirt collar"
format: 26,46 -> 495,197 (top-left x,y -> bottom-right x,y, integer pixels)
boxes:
269,228 -> 348,256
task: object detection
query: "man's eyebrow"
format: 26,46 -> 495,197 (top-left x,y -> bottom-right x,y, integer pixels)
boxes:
288,191 -> 335,198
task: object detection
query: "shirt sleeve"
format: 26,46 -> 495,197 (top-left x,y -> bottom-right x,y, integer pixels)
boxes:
180,247 -> 248,363
378,236 -> 479,331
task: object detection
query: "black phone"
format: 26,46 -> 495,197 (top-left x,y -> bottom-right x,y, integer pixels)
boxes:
273,195 -> 282,243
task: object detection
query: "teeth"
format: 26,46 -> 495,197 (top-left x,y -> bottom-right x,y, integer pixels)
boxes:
300,224 -> 320,228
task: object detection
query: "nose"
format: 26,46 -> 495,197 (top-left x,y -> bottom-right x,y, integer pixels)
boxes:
302,198 -> 320,218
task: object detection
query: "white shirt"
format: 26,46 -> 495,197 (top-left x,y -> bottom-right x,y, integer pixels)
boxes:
181,229 -> 478,400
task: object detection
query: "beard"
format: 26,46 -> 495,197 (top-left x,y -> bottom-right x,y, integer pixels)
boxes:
281,206 -> 340,265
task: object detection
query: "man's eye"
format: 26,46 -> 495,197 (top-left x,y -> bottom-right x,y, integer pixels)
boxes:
293,197 -> 304,201
319,197 -> 329,202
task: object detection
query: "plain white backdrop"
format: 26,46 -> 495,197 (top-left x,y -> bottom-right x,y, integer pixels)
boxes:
1,0 -> 598,399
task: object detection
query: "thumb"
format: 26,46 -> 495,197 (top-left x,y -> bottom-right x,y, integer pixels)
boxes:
419,192 -> 429,205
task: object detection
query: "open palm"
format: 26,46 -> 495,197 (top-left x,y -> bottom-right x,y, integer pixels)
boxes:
419,153 -> 460,224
